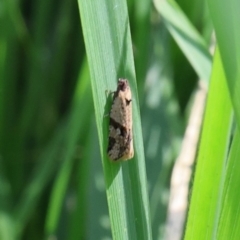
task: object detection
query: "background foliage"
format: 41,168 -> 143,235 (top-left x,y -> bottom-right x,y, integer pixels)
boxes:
0,0 -> 239,239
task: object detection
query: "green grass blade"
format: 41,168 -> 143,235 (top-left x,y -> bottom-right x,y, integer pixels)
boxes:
13,123 -> 67,236
217,129 -> 240,239
184,48 -> 232,239
132,0 -> 151,94
0,214 -> 14,240
77,0 -> 152,239
208,0 -> 240,128
69,122 -> 109,240
44,59 -> 92,235
154,0 -> 212,83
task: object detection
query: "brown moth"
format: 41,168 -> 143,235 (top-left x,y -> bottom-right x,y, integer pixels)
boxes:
107,79 -> 134,161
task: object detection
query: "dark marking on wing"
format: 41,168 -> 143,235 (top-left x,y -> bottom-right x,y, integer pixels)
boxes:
107,137 -> 116,152
125,98 -> 132,105
109,117 -> 127,137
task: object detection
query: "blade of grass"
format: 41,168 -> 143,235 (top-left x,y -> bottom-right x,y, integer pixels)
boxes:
44,59 -> 93,235
68,121 -> 95,240
184,48 -> 232,239
153,0 -> 212,83
205,2 -> 240,236
208,0 -> 240,129
77,0 -> 152,239
5,0 -> 29,44
132,0 -> 151,94
0,35 -> 7,140
0,214 -> 15,240
13,122 -> 68,236
0,8 -> 26,195
217,129 -> 240,239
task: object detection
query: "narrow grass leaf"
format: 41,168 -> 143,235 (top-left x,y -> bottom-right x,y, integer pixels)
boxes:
184,48 -> 232,239
154,0 -> 212,83
14,123 -> 68,236
44,59 -> 92,235
208,0 -> 240,129
217,129 -> 240,239
77,0 -> 152,239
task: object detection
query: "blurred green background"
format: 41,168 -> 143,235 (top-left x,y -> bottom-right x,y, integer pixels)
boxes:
0,0 -> 213,239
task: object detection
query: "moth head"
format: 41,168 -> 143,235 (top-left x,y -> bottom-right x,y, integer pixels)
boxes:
118,78 -> 129,92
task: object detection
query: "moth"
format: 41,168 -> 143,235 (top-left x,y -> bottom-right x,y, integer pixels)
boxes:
107,78 -> 134,161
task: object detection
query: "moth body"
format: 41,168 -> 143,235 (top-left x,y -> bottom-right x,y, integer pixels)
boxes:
107,79 -> 134,161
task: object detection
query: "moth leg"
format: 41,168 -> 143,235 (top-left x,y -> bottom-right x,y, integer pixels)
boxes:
105,89 -> 115,98
104,89 -> 116,117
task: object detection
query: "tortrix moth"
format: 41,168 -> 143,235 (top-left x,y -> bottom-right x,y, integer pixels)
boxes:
107,78 -> 134,161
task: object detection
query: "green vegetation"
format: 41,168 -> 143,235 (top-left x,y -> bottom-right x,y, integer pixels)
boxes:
0,0 -> 239,239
